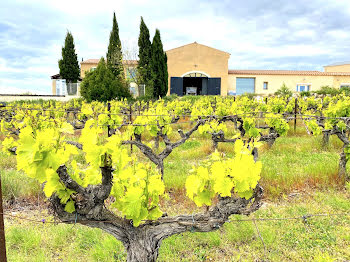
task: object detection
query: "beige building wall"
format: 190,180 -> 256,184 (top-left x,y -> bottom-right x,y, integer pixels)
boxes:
332,76 -> 350,87
166,42 -> 230,95
80,61 -> 137,79
81,63 -> 98,78
52,80 -> 56,95
227,74 -> 350,94
324,64 -> 350,72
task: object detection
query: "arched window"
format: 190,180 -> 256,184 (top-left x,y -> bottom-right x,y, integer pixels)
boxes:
181,71 -> 210,78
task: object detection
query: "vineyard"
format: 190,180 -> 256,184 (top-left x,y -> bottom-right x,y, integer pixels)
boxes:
1,95 -> 350,261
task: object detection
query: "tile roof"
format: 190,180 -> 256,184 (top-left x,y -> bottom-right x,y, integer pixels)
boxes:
228,69 -> 350,76
81,59 -> 100,64
50,74 -> 82,81
123,60 -> 138,65
81,59 -> 138,65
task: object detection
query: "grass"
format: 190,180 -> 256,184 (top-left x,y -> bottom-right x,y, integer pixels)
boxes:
6,221 -> 125,261
1,169 -> 42,200
0,148 -> 42,201
4,190 -> 350,261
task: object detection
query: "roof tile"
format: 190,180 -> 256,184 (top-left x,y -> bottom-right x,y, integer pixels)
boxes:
228,69 -> 350,76
81,59 -> 138,65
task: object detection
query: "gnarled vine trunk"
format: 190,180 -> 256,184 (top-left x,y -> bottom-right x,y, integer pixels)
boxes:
322,131 -> 330,147
339,147 -> 348,181
123,232 -> 159,262
50,165 -> 264,262
335,131 -> 349,181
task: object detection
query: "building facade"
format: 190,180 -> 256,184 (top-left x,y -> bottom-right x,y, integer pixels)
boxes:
63,42 -> 350,97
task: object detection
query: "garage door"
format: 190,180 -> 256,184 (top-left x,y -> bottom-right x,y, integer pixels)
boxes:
236,78 -> 255,95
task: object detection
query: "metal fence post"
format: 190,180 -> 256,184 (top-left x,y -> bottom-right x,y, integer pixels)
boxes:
0,174 -> 7,262
129,104 -> 133,154
107,102 -> 111,137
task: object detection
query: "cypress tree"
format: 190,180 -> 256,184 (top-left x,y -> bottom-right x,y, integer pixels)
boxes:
162,51 -> 168,97
58,31 -> 80,83
106,12 -> 124,80
137,17 -> 153,97
150,29 -> 168,98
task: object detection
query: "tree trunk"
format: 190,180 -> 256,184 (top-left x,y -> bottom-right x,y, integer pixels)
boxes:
123,230 -> 160,262
252,147 -> 258,162
212,138 -> 218,151
158,160 -> 164,180
339,148 -> 348,180
154,136 -> 159,150
322,132 -> 330,147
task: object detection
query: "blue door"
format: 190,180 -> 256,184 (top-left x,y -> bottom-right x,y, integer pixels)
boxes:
208,78 -> 221,95
236,78 -> 255,95
170,77 -> 184,96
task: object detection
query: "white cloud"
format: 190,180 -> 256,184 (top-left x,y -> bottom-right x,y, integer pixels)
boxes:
2,0 -> 350,93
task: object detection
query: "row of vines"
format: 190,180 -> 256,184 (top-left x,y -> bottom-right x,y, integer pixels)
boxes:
1,95 -> 349,261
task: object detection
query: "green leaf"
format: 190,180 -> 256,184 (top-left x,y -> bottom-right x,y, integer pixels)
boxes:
64,200 -> 76,213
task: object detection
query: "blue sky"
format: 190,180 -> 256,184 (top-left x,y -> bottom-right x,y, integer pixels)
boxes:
1,0 -> 350,94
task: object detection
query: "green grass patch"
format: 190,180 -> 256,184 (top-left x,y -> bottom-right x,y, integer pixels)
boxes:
6,223 -> 125,262
1,169 -> 41,200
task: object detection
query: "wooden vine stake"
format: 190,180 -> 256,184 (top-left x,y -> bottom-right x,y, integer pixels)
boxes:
0,174 -> 7,262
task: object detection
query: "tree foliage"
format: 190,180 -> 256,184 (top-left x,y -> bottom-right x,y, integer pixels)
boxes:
58,31 -> 80,83
106,12 -> 124,80
275,83 -> 292,97
137,17 -> 153,97
80,58 -> 130,102
150,29 -> 168,98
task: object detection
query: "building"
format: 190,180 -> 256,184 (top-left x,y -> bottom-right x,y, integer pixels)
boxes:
70,42 -> 350,97
51,74 -> 82,96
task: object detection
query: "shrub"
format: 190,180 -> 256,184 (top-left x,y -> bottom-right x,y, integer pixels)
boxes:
300,91 -> 311,97
314,86 -> 339,96
241,92 -> 256,100
162,94 -> 178,102
275,83 -> 292,97
80,58 -> 131,102
340,86 -> 350,96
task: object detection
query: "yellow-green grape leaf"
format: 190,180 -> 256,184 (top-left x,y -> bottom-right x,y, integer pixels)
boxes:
64,200 -> 76,213
2,137 -> 17,155
43,168 -> 65,197
60,122 -> 74,134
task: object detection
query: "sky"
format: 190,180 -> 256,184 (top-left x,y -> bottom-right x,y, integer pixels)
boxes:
1,0 -> 350,94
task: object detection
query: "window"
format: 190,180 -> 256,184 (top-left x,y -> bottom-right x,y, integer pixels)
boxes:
296,84 -> 311,92
90,67 -> 97,72
126,68 -> 137,80
263,82 -> 268,90
340,83 -> 350,88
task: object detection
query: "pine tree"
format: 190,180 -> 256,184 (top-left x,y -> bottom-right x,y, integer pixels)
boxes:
106,12 -> 124,80
150,29 -> 168,98
137,17 -> 153,97
58,31 -> 80,83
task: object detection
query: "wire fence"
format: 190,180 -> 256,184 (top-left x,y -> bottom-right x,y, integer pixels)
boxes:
1,211 -> 349,225
1,108 -> 350,125
2,104 -> 350,121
